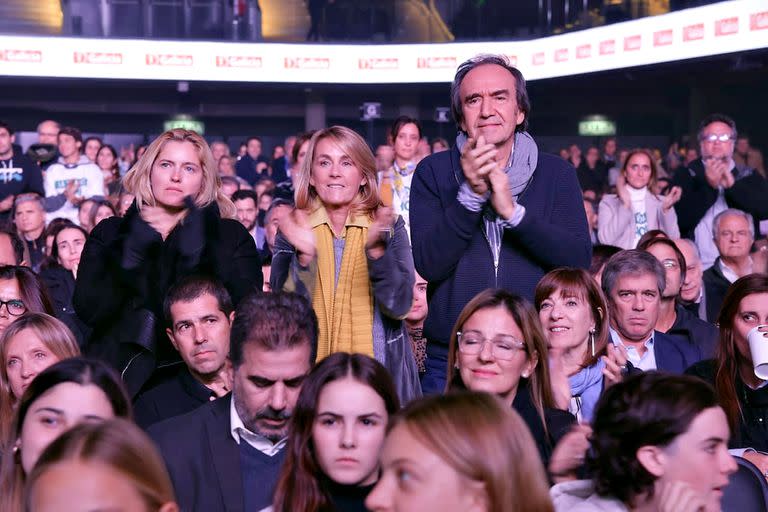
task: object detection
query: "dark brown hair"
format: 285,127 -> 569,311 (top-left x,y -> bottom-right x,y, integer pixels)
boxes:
291,131 -> 317,165
272,353 -> 399,512
590,372 -> 718,506
713,274 -> 768,430
534,268 -> 610,368
0,265 -> 53,316
229,291 -> 318,368
451,54 -> 530,133
637,237 -> 688,287
388,116 -> 423,145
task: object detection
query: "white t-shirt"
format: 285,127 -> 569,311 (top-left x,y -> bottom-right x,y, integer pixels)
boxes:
392,170 -> 414,237
45,156 -> 105,225
628,185 -> 648,248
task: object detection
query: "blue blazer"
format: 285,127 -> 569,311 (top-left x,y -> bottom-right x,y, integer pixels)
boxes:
653,330 -> 703,374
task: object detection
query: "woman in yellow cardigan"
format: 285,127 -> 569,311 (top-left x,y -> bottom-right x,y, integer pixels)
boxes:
271,126 -> 421,402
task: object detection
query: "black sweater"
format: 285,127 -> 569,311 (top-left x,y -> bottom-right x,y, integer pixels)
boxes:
686,359 -> 768,451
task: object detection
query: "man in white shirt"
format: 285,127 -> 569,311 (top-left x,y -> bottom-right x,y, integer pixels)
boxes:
673,114 -> 768,269
674,238 -> 708,321
601,249 -> 701,373
703,209 -> 755,322
44,126 -> 104,225
149,291 -> 317,512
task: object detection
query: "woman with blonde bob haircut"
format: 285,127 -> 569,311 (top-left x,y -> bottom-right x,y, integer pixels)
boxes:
0,313 -> 80,447
122,128 -> 235,218
74,129 -> 262,397
366,391 -> 554,512
446,289 -> 574,467
25,418 -> 178,512
272,126 -> 421,403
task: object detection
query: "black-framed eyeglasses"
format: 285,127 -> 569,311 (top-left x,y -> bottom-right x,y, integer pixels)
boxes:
0,299 -> 26,316
456,331 -> 525,361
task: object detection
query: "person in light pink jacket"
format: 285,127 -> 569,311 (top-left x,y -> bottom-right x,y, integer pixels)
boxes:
598,149 -> 681,249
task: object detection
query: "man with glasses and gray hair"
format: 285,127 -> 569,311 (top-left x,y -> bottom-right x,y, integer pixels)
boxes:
601,250 -> 701,374
703,208 -> 755,322
672,114 -> 768,269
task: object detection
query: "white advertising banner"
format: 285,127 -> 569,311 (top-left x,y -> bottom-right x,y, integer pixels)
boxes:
0,0 -> 765,84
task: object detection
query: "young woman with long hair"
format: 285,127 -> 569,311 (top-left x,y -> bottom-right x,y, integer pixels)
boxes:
271,352 -> 399,512
687,273 -> 768,472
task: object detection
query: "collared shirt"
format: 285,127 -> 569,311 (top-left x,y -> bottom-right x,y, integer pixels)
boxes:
229,394 -> 287,457
719,257 -> 753,284
610,327 -> 657,371
694,157 -> 736,270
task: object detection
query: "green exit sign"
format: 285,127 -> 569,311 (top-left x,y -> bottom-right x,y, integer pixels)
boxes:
579,116 -> 616,136
164,116 -> 205,134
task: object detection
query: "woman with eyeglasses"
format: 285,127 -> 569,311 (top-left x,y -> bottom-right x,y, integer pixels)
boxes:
446,289 -> 575,468
0,313 -> 80,450
0,266 -> 53,336
597,148 -> 682,249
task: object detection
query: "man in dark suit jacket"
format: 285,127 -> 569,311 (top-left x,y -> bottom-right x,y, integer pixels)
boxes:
702,209 -> 756,322
602,250 -> 702,373
149,291 -> 318,512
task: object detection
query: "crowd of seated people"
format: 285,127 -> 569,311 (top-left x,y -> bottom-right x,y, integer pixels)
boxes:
0,52 -> 766,511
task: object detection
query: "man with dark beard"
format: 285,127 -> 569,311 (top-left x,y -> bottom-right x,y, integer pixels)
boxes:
149,291 -> 317,512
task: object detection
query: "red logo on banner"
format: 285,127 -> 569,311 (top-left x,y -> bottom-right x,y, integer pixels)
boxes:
624,35 -> 641,51
715,17 -> 739,36
416,57 -> 456,69
146,54 -> 193,66
576,44 -> 591,59
74,52 -> 123,65
532,52 -> 545,65
683,23 -> 705,41
284,57 -> 331,69
0,49 -> 42,63
554,49 -> 569,62
750,12 -> 768,31
216,56 -> 262,68
599,40 -> 615,55
358,58 -> 399,70
653,29 -> 673,46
